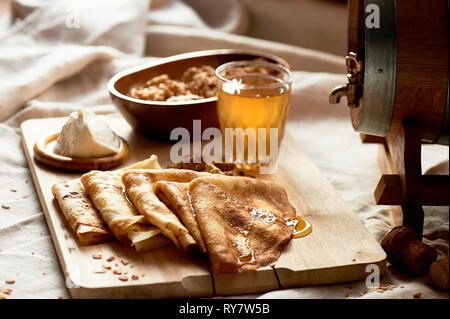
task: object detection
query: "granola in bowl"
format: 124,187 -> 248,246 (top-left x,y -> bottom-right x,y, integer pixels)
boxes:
128,65 -> 216,102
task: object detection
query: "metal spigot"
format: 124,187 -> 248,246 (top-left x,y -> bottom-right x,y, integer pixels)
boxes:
329,52 -> 363,108
329,85 -> 349,104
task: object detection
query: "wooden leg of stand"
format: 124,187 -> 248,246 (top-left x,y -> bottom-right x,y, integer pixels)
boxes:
384,120 -> 424,239
375,141 -> 404,226
367,122 -> 449,240
401,204 -> 424,239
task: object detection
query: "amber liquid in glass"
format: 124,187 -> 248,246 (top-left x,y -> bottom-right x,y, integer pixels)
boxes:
217,74 -> 290,166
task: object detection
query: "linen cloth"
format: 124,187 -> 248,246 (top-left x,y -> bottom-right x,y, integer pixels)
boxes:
0,0 -> 448,299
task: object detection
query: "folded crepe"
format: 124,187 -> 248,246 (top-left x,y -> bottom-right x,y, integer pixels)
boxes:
188,175 -> 296,274
121,169 -> 211,252
121,155 -> 161,171
52,155 -> 163,247
52,179 -> 114,245
154,181 -> 207,253
81,170 -> 171,251
168,162 -> 226,174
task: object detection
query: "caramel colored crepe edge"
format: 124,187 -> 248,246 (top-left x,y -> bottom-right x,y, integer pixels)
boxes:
51,179 -> 114,246
122,171 -> 199,253
188,175 -> 296,274
154,181 -> 207,254
51,155 -> 165,248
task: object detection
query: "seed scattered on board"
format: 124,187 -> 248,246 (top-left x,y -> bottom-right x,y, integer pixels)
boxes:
93,269 -> 107,274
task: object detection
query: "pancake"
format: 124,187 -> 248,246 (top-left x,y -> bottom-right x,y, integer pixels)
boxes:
122,169 -> 213,252
123,168 -> 212,183
154,181 -> 207,253
51,155 -> 163,247
80,170 -> 169,251
51,179 -> 113,246
122,154 -> 161,170
188,175 -> 296,274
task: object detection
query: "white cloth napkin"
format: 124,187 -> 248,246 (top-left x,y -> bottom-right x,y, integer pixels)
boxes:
0,0 -> 148,122
0,0 -> 448,299
149,0 -> 249,34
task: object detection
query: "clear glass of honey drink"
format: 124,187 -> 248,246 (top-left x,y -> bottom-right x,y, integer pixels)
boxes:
215,60 -> 292,173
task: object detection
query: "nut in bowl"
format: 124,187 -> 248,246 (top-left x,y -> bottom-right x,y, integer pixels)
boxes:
107,49 -> 291,141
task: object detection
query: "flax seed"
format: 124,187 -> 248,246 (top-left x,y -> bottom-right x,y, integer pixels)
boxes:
93,269 -> 107,274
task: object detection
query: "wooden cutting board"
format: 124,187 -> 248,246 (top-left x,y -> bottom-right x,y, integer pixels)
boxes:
21,115 -> 386,298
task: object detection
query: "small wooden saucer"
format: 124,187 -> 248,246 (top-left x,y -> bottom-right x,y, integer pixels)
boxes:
33,132 -> 130,172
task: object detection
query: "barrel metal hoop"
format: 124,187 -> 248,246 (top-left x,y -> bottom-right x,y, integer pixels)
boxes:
358,0 -> 397,136
435,70 -> 449,145
435,0 -> 449,145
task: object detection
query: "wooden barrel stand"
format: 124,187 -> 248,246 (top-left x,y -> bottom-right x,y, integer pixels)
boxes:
333,0 -> 450,241
361,122 -> 449,240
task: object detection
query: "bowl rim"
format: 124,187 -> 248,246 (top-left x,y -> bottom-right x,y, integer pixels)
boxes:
107,49 -> 292,107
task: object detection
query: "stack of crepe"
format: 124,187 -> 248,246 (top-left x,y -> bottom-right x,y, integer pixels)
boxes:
52,155 -> 297,274
52,155 -> 171,251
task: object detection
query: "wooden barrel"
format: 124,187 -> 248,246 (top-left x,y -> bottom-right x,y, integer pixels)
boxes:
330,0 -> 449,145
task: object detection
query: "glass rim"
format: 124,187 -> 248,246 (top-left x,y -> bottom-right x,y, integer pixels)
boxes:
215,60 -> 292,90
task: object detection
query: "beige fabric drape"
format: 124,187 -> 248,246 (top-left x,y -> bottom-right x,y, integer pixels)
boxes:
0,0 -> 447,299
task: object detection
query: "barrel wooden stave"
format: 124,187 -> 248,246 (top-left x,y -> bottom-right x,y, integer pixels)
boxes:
348,0 -> 449,143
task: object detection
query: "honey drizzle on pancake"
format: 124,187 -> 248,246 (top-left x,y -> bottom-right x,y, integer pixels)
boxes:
286,216 -> 312,238
217,190 -> 312,238
233,227 -> 256,265
212,190 -> 312,265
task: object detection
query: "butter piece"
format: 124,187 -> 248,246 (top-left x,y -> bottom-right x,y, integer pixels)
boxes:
54,108 -> 121,158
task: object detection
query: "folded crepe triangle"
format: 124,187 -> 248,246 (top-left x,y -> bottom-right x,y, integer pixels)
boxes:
53,155 -> 165,248
80,170 -> 170,251
154,181 -> 207,254
122,169 -> 212,252
188,175 -> 296,274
